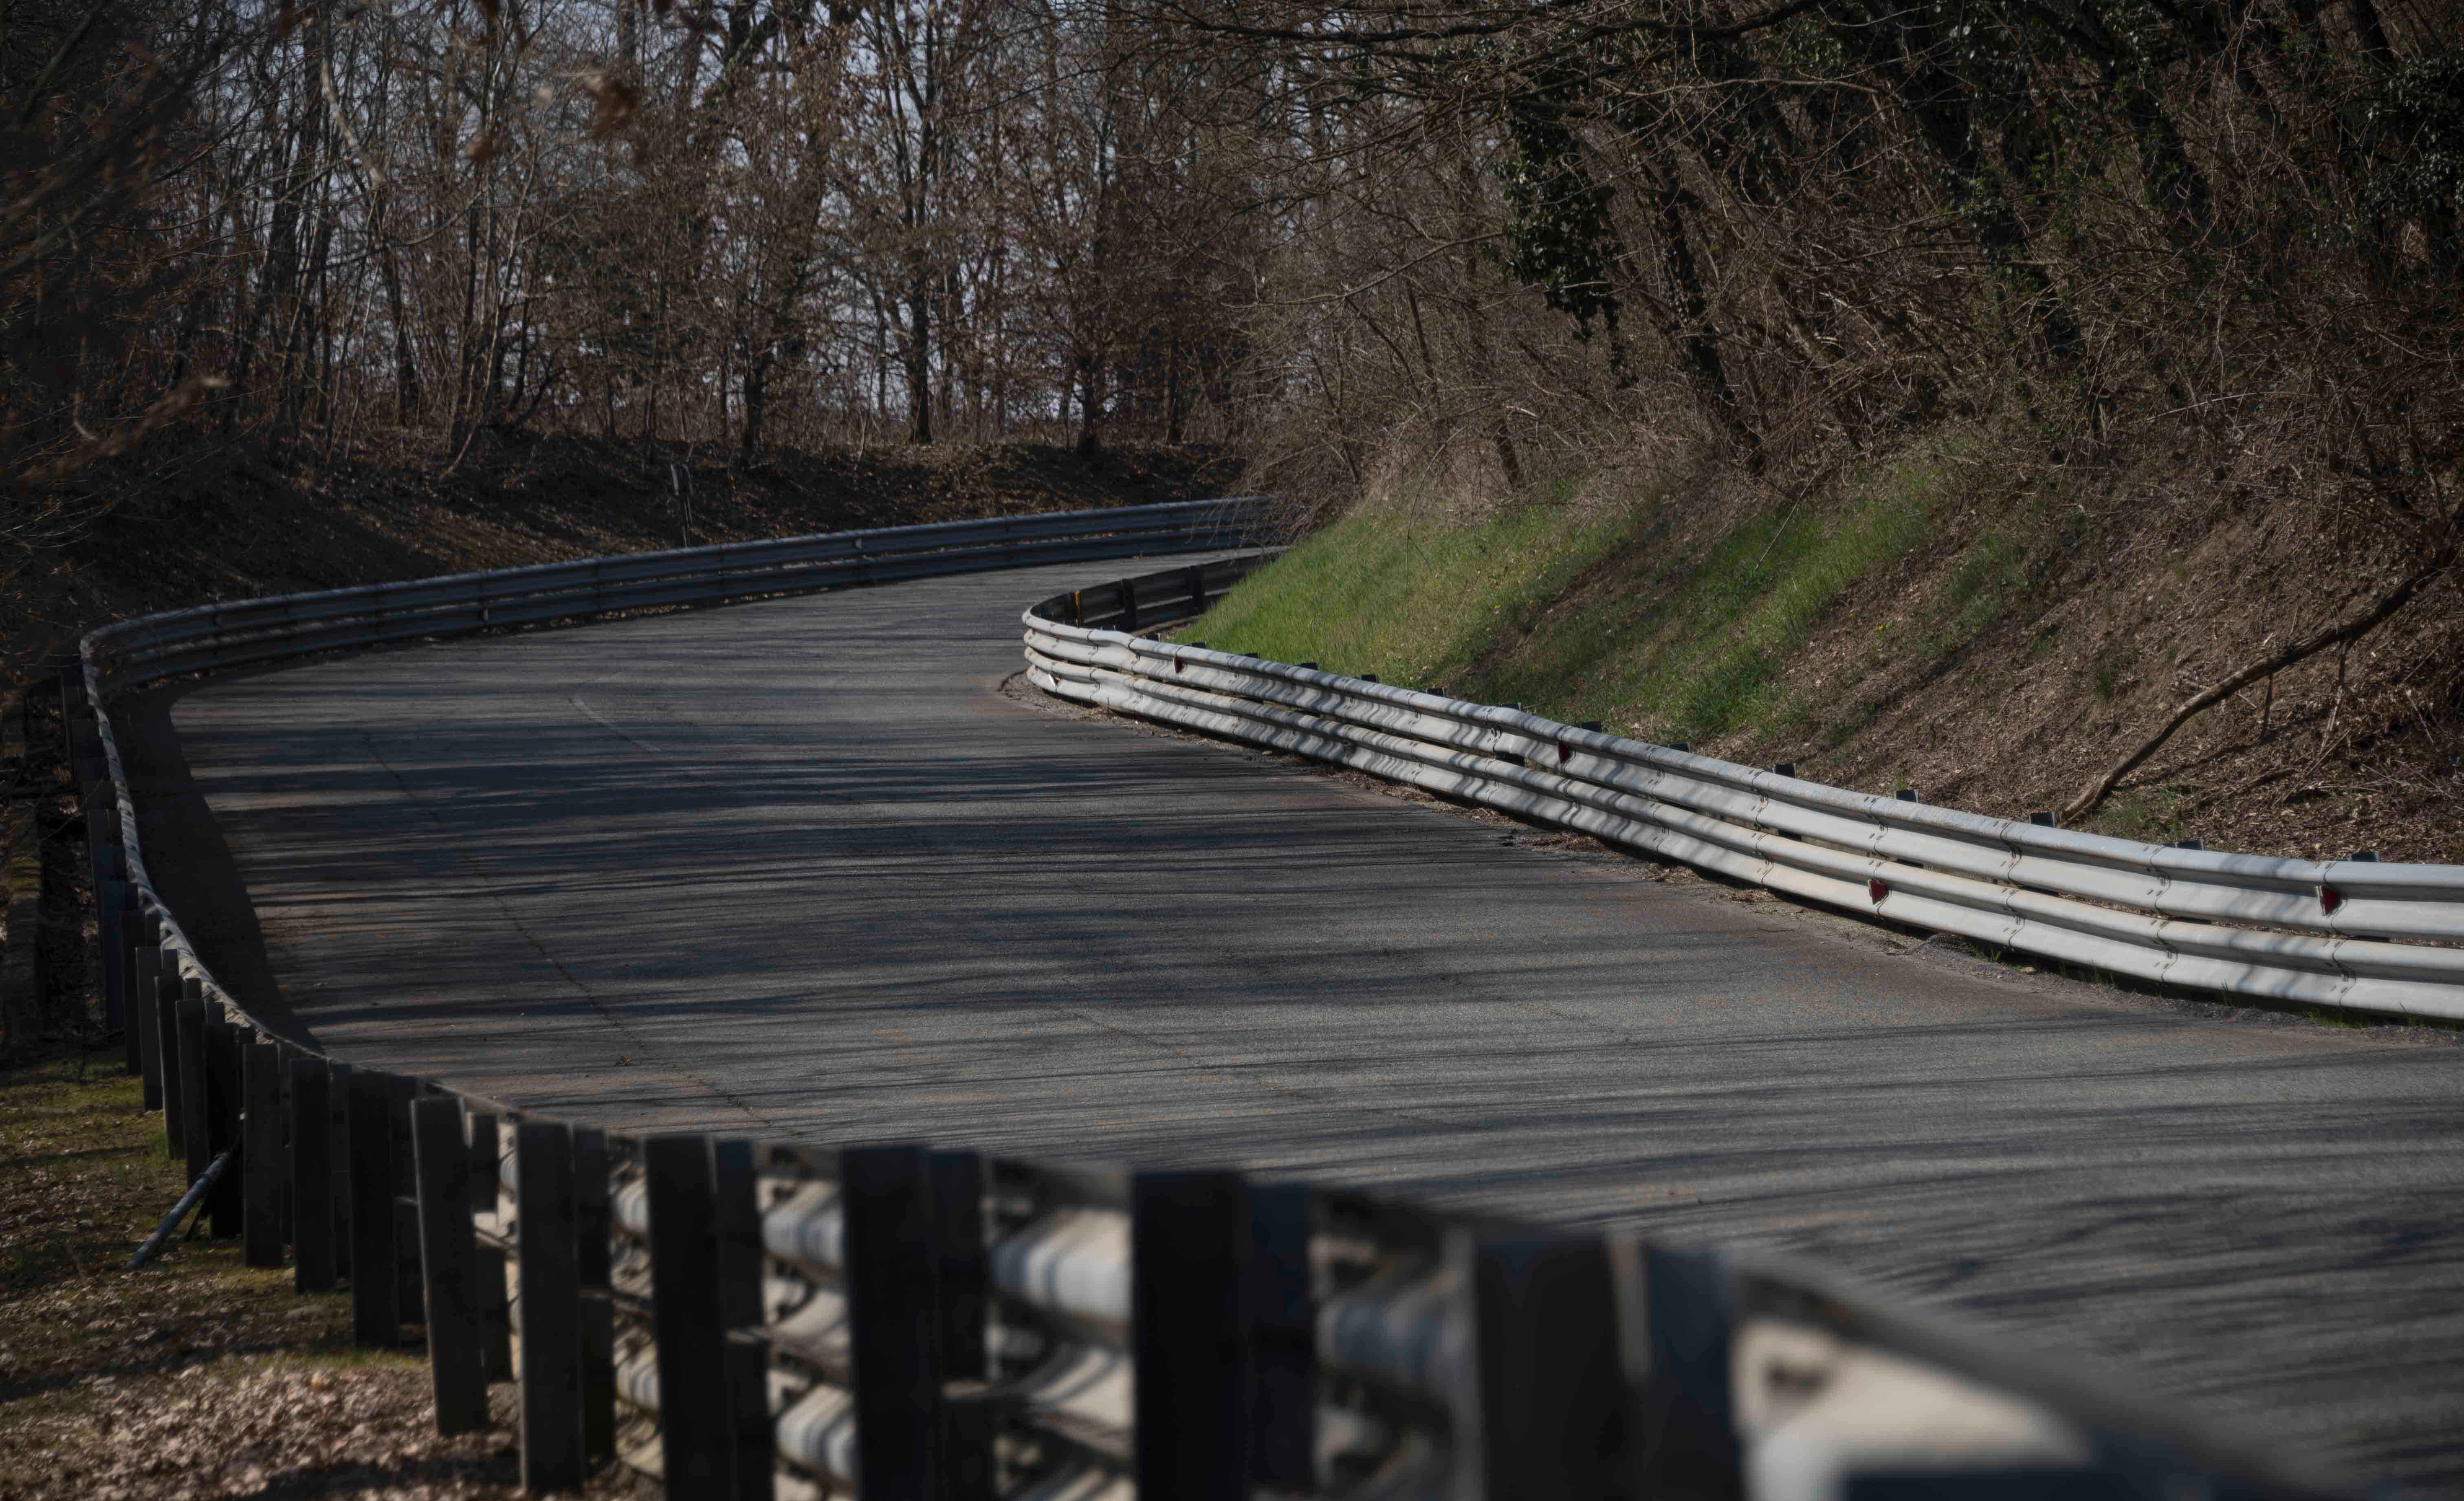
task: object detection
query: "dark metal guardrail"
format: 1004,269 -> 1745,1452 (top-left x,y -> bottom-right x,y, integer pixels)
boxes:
52,512 -> 2357,1501
1027,574 -> 2464,1022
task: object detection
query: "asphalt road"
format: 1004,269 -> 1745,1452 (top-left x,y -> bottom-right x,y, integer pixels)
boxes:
119,555 -> 2464,1493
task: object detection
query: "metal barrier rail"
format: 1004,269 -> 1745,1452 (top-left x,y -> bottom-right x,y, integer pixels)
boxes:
51,515 -> 2356,1501
1023,574 -> 2464,1022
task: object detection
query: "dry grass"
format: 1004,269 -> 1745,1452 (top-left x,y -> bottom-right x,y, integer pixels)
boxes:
0,1053 -> 648,1500
1190,421 -> 2464,864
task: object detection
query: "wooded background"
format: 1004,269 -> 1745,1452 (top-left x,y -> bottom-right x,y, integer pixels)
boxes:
6,0 -> 2461,571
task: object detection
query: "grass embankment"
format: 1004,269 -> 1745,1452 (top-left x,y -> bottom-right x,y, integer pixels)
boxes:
1190,426 -> 2464,862
0,1051 -> 638,1500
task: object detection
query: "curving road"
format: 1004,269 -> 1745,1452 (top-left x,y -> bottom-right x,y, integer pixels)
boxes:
118,556 -> 2464,1494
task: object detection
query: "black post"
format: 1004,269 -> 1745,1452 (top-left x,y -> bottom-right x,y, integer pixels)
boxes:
645,1133 -> 732,1493
347,1070 -> 400,1347
1247,1182 -> 1315,1492
326,1061 -> 354,1279
468,1112 -> 513,1382
1454,1231 -> 1626,1501
1615,1243 -> 1742,1501
387,1075 -> 423,1324
242,1042 -> 285,1267
1130,1169 -> 1250,1501
171,995 -> 204,1166
843,1143 -> 940,1501
515,1121 -> 585,1493
290,1058 -> 336,1292
411,1097 -> 489,1435
1118,577 -> 1141,632
99,874 -> 126,1060
712,1138 -> 774,1501
130,929 -> 159,1108
928,1151 -> 986,1379
572,1127 -> 616,1469
931,1149 -> 992,1501
205,1019 -> 243,1237
1186,563 -> 1208,615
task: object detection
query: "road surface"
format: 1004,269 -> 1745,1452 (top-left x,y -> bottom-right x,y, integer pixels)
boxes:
117,555 -> 2464,1493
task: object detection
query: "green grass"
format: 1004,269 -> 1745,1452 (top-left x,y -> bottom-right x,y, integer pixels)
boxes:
1190,440 -> 1969,747
1183,477 -> 1658,692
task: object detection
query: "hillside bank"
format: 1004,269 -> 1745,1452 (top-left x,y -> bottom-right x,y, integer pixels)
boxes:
1190,427 -> 2463,865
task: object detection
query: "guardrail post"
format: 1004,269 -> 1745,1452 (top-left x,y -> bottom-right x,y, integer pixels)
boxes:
572,1127 -> 616,1470
1612,1242 -> 1741,1501
412,1097 -> 490,1435
1186,564 -> 1207,615
389,1075 -> 425,1324
709,1139 -> 773,1501
290,1057 -> 337,1292
1247,1182 -> 1314,1492
1118,578 -> 1140,632
929,1149 -> 992,1501
106,881 -> 132,1069
1131,1169 -> 1251,1501
1452,1229 -> 1625,1501
205,1017 -> 243,1237
469,1112 -> 513,1382
327,1062 -> 354,1279
515,1120 -> 585,1493
844,1143 -> 942,1501
645,1132 -> 733,1494
130,915 -> 162,1108
243,1042 -> 285,1266
929,1150 -> 986,1379
166,987 -> 199,1160
348,1070 -> 401,1346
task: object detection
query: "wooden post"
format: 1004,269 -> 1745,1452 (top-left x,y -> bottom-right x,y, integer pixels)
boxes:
411,1098 -> 489,1435
645,1134 -> 731,1494
347,1070 -> 400,1347
130,915 -> 161,1106
326,1061 -> 354,1279
98,873 -> 126,1060
1452,1230 -> 1626,1501
290,1057 -> 337,1292
928,1150 -> 986,1380
1130,1169 -> 1250,1501
572,1127 -> 616,1468
1247,1182 -> 1315,1492
174,997 -> 207,1180
388,1075 -> 423,1325
843,1143 -> 940,1501
1613,1242 -> 1742,1501
515,1121 -> 585,1493
205,1021 -> 244,1237
711,1138 -> 773,1501
242,1042 -> 285,1267
468,1112 -> 513,1382
930,1149 -> 991,1501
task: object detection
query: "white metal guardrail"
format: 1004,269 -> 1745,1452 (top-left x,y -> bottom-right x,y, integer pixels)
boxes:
49,508 -> 2363,1501
1025,572 -> 2464,1021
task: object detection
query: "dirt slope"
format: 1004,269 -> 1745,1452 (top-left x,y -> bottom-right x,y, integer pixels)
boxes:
1189,424 -> 2464,865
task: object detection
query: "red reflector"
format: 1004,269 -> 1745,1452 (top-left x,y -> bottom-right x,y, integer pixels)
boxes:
2320,885 -> 2343,915
1174,658 -> 1184,674
1868,879 -> 1888,903
1557,743 -> 1571,764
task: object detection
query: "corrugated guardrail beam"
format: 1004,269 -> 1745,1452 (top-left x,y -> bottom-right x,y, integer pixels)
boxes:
1021,581 -> 2464,1022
